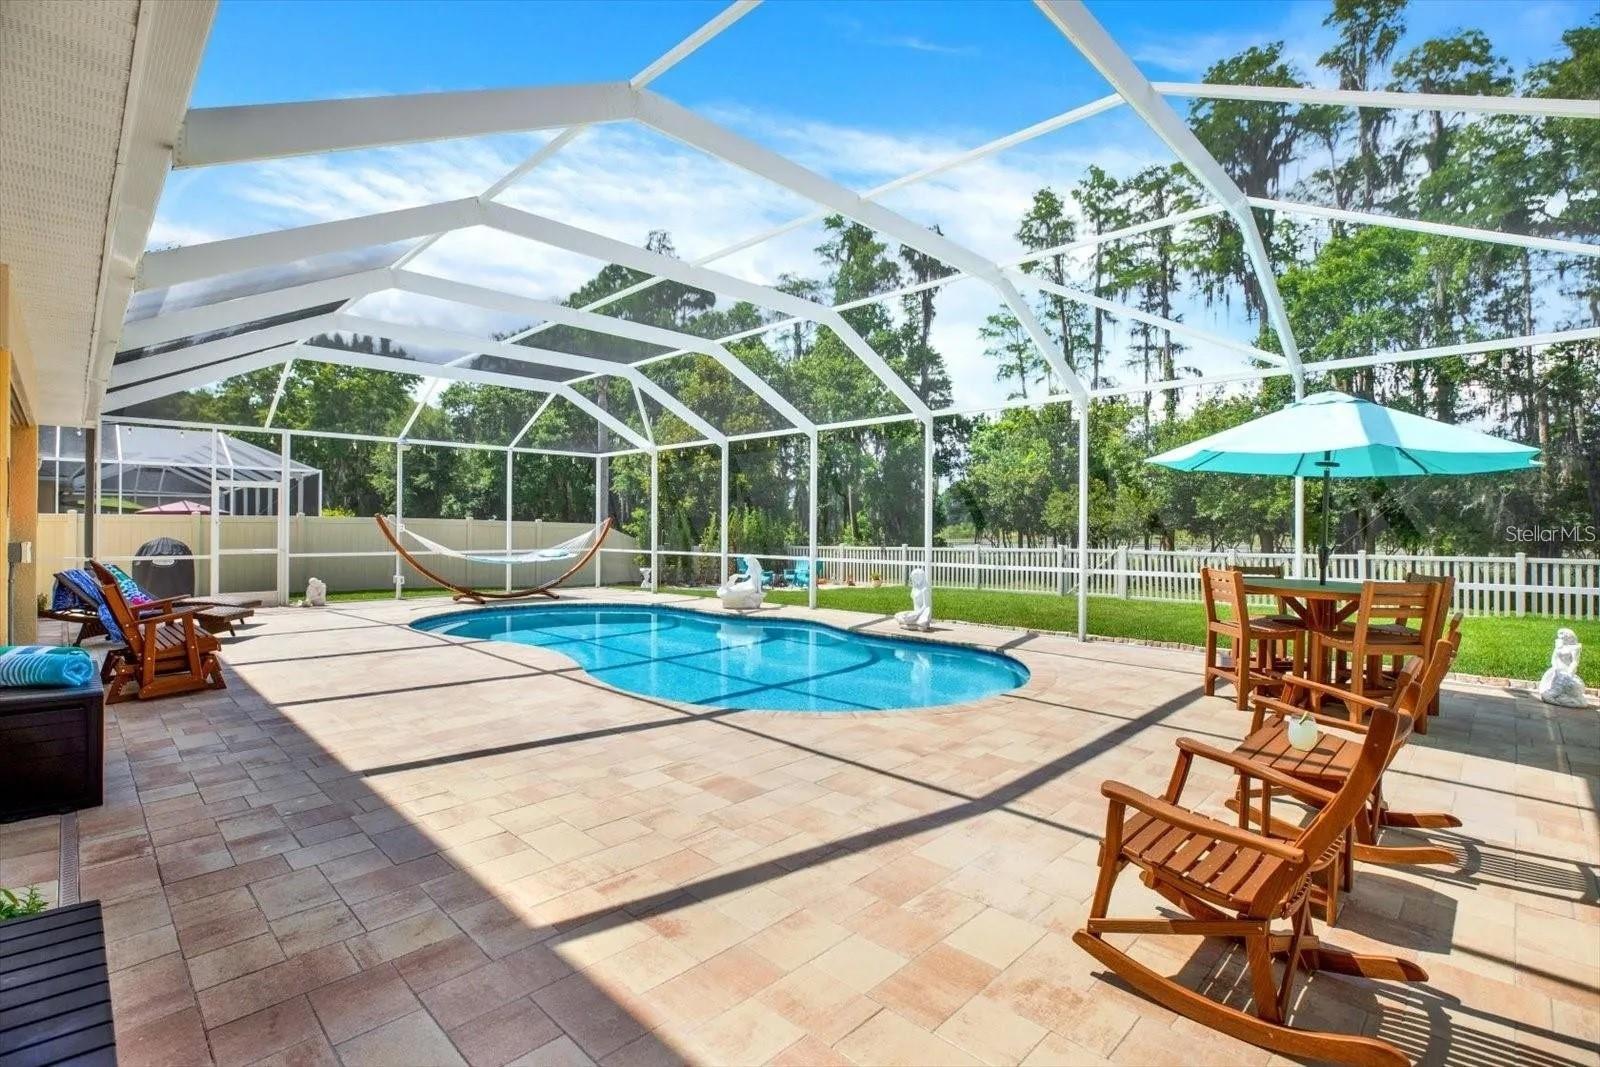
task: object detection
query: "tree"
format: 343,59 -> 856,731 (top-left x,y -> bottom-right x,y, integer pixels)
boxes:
1015,189 -> 1090,375
979,310 -> 1046,400
1319,0 -> 1408,210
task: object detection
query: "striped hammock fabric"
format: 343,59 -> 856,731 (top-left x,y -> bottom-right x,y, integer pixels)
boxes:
395,522 -> 600,567
0,645 -> 96,688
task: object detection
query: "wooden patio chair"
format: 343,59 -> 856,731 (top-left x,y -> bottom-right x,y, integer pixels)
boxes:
1073,676 -> 1428,1067
1312,580 -> 1439,715
90,561 -> 225,704
1377,572 -> 1455,718
1201,567 -> 1305,710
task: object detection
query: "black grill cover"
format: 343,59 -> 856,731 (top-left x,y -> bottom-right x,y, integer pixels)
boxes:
132,538 -> 195,599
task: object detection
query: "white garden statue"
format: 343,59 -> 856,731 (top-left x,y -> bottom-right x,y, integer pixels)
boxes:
896,568 -> 934,632
717,555 -> 766,611
639,567 -> 653,591
304,577 -> 326,607
1536,628 -> 1588,708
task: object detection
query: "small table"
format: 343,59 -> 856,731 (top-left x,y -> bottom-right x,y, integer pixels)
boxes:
1243,577 -> 1364,685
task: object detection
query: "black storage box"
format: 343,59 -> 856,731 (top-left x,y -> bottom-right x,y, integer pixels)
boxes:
0,682 -> 105,822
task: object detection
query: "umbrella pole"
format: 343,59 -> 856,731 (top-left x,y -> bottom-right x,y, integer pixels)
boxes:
1318,451 -> 1332,585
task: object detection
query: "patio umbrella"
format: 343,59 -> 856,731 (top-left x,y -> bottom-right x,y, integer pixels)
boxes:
1147,391 -> 1541,583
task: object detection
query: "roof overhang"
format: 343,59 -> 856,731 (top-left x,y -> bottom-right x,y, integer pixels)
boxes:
0,0 -> 214,426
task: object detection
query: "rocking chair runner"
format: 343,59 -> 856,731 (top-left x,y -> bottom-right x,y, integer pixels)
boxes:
89,562 -> 226,704
373,515 -> 613,604
1074,673 -> 1427,1066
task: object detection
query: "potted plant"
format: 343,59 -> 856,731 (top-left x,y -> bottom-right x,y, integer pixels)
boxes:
870,573 -> 883,588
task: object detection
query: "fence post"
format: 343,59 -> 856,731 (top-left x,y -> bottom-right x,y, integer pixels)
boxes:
1515,551 -> 1526,617
1357,549 -> 1367,581
900,544 -> 908,585
1056,543 -> 1067,596
1115,545 -> 1128,599
973,545 -> 982,591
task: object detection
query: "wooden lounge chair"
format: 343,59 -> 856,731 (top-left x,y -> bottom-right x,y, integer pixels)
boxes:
1200,567 -> 1305,710
1073,674 -> 1428,1066
90,561 -> 225,704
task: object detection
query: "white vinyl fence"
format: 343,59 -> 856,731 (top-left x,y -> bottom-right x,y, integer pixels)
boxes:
793,543 -> 1600,619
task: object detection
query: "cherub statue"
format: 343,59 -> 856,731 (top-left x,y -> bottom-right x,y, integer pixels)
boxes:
1537,628 -> 1588,708
896,568 -> 934,632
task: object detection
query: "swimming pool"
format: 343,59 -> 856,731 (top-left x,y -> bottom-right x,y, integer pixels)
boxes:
412,604 -> 1029,712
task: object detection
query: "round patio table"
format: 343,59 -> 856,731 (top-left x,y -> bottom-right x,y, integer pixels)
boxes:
1242,576 -> 1364,685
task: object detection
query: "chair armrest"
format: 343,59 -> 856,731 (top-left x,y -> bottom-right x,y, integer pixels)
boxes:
1173,738 -> 1337,805
136,594 -> 191,610
137,608 -> 200,627
1250,694 -> 1371,734
1270,674 -> 1390,711
1100,780 -> 1305,862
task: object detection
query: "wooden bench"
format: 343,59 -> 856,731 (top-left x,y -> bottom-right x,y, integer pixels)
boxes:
0,902 -> 116,1066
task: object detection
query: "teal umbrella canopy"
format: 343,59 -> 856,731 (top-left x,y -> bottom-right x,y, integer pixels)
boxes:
1147,391 -> 1541,478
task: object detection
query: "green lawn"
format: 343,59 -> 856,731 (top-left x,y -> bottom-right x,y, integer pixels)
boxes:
661,584 -> 1597,686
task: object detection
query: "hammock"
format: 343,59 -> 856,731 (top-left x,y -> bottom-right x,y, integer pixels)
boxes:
399,524 -> 598,567
373,514 -> 613,604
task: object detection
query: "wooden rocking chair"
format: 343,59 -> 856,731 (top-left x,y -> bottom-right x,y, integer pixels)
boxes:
1073,671 -> 1428,1066
91,562 -> 226,704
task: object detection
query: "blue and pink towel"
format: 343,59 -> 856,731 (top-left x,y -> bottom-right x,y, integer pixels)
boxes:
51,566 -> 156,644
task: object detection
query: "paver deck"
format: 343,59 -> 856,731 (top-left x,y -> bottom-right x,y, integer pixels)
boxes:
3,587 -> 1595,1066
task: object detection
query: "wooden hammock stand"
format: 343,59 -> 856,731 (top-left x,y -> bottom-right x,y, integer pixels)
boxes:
373,514 -> 613,604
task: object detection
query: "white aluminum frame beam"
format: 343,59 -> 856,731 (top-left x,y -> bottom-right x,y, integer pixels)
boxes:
118,265 -> 811,431
135,199 -> 481,291
1034,0 -> 1304,387
634,90 -> 1088,404
481,202 -> 929,416
128,198 -> 892,417
1014,272 -> 1286,365
109,312 -> 342,385
1251,198 -> 1600,259
1154,81 -> 1600,121
119,269 -> 393,349
397,2 -> 761,271
176,82 -> 638,168
511,93 -> 1124,347
334,313 -> 724,444
390,271 -> 808,429
106,339 -> 655,451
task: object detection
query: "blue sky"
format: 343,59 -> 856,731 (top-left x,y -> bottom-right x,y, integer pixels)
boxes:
153,0 -> 1593,415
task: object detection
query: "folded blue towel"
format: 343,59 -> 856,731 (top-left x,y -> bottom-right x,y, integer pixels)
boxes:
0,646 -> 97,688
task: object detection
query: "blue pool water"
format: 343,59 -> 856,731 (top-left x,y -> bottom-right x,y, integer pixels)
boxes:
412,604 -> 1029,712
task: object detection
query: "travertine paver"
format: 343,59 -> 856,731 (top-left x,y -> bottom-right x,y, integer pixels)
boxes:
8,587 -> 1596,1066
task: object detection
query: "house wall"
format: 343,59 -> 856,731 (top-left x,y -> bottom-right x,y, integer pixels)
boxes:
1,264 -> 41,643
